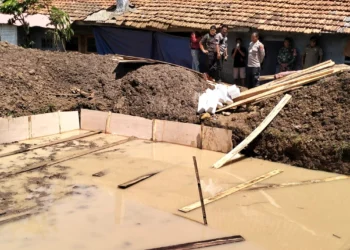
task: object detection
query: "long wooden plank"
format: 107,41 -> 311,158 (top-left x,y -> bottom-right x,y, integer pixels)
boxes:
1,137 -> 136,179
0,131 -> 102,158
245,175 -> 350,192
233,61 -> 335,102
216,68 -> 332,112
0,212 -> 33,226
118,171 -> 160,189
146,235 -> 245,250
179,169 -> 283,213
213,95 -> 291,169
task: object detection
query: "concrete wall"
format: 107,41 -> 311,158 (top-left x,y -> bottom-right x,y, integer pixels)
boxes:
0,24 -> 17,45
221,31 -> 349,83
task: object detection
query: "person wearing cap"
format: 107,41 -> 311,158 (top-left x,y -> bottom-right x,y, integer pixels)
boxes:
247,32 -> 265,89
277,37 -> 297,72
200,25 -> 217,80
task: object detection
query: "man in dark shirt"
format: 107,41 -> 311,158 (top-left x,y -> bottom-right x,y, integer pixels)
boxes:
200,25 -> 217,80
231,38 -> 247,86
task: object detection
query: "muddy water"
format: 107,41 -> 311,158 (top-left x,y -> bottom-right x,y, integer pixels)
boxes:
0,132 -> 349,250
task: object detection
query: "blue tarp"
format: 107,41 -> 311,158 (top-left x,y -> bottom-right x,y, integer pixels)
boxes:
152,32 -> 191,68
93,27 -> 153,58
93,27 -> 192,68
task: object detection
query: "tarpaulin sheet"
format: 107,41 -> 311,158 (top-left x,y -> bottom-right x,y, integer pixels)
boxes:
152,32 -> 191,68
93,27 -> 191,68
93,27 -> 153,58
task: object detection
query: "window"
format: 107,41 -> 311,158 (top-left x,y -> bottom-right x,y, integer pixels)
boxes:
87,37 -> 97,53
66,36 -> 79,51
345,56 -> 350,65
41,37 -> 53,49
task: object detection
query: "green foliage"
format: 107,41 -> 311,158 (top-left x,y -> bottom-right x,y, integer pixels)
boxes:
0,0 -> 41,47
0,0 -> 73,50
46,6 -> 73,51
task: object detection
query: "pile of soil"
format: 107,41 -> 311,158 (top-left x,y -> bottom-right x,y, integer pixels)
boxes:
1,42 -> 349,174
0,41 -> 207,122
206,73 -> 350,174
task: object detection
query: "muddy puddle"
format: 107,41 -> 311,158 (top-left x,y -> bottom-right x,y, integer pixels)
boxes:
0,131 -> 349,250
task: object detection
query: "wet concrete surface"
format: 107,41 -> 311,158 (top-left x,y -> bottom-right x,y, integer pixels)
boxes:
0,131 -> 349,250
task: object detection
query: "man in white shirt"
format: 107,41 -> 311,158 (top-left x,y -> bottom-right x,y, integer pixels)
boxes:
247,32 -> 265,89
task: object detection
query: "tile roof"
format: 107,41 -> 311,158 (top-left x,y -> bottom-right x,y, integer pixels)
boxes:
39,0 -> 116,21
108,0 -> 350,34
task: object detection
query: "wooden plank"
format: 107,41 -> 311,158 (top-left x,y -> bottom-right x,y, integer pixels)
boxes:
154,120 -> 201,148
0,131 -> 102,158
146,235 -> 245,250
118,171 -> 160,189
1,137 -> 136,179
246,175 -> 350,192
92,170 -> 108,177
201,126 -> 233,153
213,95 -> 291,169
0,212 -> 33,226
31,112 -> 60,138
217,69 -> 332,112
179,169 -> 283,213
0,116 -> 29,144
192,156 -> 207,225
233,61 -> 335,103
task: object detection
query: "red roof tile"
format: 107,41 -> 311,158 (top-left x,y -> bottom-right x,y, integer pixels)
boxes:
38,0 -> 116,21
109,0 -> 350,33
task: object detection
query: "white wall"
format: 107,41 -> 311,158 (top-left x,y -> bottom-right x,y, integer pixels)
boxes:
0,24 -> 18,45
221,31 -> 349,84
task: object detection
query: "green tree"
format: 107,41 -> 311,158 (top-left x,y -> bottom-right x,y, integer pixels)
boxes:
46,6 -> 73,51
0,0 -> 40,47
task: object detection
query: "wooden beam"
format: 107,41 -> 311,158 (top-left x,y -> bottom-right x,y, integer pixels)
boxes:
192,156 -> 207,225
232,61 -> 335,103
146,235 -> 245,250
118,171 -> 160,189
179,169 -> 283,213
0,131 -> 102,158
1,137 -> 136,179
92,170 -> 107,177
217,68 -> 333,112
245,175 -> 350,192
0,212 -> 33,226
213,95 -> 291,169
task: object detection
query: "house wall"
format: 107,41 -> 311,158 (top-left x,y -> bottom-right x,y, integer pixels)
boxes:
0,24 -> 17,45
221,31 -> 349,84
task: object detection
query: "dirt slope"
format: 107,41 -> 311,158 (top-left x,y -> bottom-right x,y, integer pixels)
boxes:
0,42 -> 207,123
1,41 -> 349,174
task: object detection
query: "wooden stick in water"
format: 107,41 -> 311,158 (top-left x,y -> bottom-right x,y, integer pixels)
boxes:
192,156 -> 207,225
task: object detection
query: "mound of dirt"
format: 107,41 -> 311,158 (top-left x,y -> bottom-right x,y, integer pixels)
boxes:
105,64 -> 207,123
249,72 -> 350,174
1,41 -> 349,174
0,42 -> 207,122
208,72 -> 350,174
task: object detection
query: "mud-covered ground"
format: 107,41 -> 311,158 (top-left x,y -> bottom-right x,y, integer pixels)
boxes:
1,41 -> 349,174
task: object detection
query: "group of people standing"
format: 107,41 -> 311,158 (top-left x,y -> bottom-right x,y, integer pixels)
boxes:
190,26 -> 323,89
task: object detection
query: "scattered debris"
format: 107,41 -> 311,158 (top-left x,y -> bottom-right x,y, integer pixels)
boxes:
92,170 -> 107,177
212,94 -> 291,169
179,169 -> 283,213
332,234 -> 341,239
118,171 -> 160,189
146,235 -> 245,250
246,175 -> 350,191
192,156 -> 207,225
